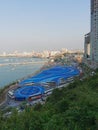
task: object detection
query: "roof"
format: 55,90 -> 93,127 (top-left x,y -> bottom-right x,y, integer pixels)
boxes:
14,86 -> 45,99
19,65 -> 80,85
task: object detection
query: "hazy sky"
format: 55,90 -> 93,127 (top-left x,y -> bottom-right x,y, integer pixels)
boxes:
0,0 -> 90,53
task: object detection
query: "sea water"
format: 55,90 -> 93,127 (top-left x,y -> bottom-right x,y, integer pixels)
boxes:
0,57 -> 47,88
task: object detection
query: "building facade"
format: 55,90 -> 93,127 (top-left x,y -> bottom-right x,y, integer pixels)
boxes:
84,33 -> 90,59
91,0 -> 98,62
84,0 -> 98,68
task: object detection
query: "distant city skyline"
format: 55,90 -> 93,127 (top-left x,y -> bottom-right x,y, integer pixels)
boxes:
0,0 -> 90,53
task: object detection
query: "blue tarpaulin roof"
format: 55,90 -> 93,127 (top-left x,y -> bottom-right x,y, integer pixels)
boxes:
19,65 -> 80,85
14,65 -> 80,100
14,86 -> 44,100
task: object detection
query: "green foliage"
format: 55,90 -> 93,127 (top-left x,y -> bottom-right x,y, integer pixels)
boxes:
0,72 -> 98,130
33,103 -> 42,111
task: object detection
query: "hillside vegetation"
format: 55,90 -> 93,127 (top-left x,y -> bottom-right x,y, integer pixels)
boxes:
0,71 -> 98,130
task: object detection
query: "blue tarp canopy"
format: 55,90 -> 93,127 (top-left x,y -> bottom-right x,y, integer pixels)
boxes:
14,86 -> 45,100
19,65 -> 80,85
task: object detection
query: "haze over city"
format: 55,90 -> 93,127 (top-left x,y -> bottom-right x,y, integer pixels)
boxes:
0,0 -> 90,53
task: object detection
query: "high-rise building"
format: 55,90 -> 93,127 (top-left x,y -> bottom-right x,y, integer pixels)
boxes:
84,0 -> 98,68
91,0 -> 98,62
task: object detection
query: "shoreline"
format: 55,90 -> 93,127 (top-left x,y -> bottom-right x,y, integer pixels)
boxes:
0,58 -> 73,106
0,57 -> 47,88
0,59 -> 55,106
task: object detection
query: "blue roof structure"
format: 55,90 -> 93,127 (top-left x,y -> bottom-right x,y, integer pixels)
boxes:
14,65 -> 80,100
19,65 -> 80,86
14,86 -> 44,100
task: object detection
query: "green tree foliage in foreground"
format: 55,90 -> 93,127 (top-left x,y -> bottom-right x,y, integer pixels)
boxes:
0,72 -> 98,130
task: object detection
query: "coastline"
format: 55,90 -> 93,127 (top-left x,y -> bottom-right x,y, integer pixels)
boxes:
0,59 -> 54,106
0,58 -> 70,106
